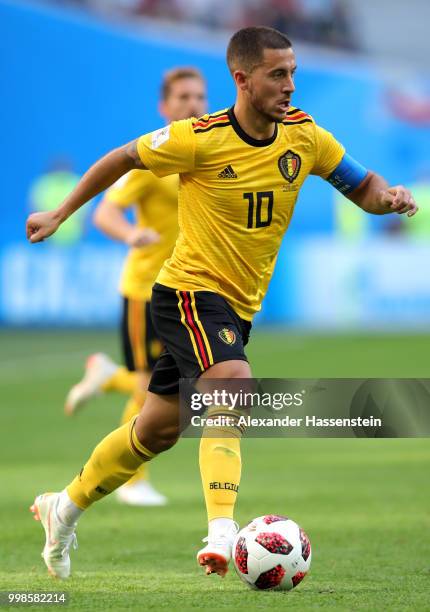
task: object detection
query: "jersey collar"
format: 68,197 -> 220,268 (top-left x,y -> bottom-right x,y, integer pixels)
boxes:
228,106 -> 278,148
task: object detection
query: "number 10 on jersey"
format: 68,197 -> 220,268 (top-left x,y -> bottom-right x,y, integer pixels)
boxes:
243,191 -> 274,228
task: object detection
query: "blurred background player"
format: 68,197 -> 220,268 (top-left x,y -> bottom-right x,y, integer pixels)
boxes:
64,67 -> 208,506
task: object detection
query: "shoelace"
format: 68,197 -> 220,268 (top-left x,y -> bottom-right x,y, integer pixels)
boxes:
60,532 -> 78,557
202,521 -> 239,545
52,500 -> 78,558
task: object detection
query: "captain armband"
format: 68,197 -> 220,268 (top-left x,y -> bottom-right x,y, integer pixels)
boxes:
326,153 -> 368,195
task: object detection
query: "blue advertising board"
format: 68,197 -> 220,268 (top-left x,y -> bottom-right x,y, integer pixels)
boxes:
1,0 -> 429,327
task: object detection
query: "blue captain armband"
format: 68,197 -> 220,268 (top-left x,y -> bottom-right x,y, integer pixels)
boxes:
326,153 -> 368,195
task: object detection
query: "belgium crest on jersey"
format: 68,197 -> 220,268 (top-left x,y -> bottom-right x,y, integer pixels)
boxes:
218,328 -> 236,345
278,150 -> 301,183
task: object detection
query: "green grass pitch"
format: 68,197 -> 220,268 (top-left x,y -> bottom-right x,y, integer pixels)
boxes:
0,330 -> 429,610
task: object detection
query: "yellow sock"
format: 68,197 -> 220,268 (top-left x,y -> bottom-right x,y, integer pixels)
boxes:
120,394 -> 149,484
199,412 -> 243,521
102,366 -> 137,394
124,463 -> 148,486
67,417 -> 156,509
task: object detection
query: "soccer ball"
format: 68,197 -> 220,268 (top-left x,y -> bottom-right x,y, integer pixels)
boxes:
232,515 -> 311,590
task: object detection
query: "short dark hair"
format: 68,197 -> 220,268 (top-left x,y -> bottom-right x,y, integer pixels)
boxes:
161,67 -> 205,101
227,26 -> 292,74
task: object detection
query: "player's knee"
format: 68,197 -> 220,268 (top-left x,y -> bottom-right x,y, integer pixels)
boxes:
134,390 -> 180,453
145,429 -> 179,453
228,361 -> 251,378
205,359 -> 251,379
135,419 -> 179,454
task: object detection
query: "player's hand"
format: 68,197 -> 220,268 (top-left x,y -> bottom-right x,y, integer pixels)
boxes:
26,210 -> 62,243
125,227 -> 160,248
379,186 -> 418,217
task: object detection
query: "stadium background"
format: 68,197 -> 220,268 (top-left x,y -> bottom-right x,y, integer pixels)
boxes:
0,1 -> 429,609
2,0 -> 430,328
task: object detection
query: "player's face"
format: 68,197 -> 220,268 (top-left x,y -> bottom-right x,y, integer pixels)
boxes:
160,77 -> 207,122
246,48 -> 296,122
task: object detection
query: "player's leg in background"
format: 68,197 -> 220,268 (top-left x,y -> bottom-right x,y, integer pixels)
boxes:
93,297 -> 143,399
116,299 -> 167,506
63,297 -> 139,415
101,364 -> 137,395
64,352 -> 131,415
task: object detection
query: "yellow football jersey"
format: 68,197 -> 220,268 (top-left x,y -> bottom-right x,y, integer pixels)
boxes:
105,169 -> 179,300
137,107 -> 345,320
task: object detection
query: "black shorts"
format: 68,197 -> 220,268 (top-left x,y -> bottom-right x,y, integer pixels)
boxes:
121,297 -> 163,372
148,283 -> 252,395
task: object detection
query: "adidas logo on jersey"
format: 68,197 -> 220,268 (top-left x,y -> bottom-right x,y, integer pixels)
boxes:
218,165 -> 238,179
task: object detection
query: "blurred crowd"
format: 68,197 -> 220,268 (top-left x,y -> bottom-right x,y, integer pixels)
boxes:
51,0 -> 360,51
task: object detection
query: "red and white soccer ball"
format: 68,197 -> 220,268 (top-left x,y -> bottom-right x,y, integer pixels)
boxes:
232,515 -> 311,591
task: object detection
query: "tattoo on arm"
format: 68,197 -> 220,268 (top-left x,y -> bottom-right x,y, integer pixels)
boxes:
125,140 -> 147,170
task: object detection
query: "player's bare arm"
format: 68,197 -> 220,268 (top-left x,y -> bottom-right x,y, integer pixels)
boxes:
347,171 -> 418,217
26,139 -> 147,243
94,197 -> 159,248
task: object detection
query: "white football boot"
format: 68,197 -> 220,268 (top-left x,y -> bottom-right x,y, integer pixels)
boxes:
64,353 -> 118,416
197,519 -> 239,577
30,493 -> 78,579
115,481 -> 168,507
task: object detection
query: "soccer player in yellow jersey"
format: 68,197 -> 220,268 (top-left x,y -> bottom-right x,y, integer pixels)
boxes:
27,26 -> 418,580
63,67 -> 207,507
